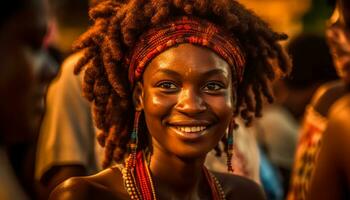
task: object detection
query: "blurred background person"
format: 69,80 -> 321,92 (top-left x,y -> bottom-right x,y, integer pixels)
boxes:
307,0 -> 350,199
307,95 -> 350,200
0,0 -> 57,199
287,0 -> 350,199
238,1 -> 337,199
34,1 -> 103,200
256,33 -> 338,198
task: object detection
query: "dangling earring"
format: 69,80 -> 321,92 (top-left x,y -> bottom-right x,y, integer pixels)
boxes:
226,119 -> 237,172
127,110 -> 141,168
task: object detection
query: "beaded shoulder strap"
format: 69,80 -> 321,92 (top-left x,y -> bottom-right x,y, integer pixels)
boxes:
203,167 -> 227,200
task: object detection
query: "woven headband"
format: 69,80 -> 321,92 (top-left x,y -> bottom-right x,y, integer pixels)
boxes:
128,16 -> 246,86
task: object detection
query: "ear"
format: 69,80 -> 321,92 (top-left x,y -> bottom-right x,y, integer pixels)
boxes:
132,82 -> 144,111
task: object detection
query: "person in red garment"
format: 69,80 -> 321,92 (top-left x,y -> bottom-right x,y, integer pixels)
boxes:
50,0 -> 291,199
307,0 -> 350,199
288,0 -> 350,199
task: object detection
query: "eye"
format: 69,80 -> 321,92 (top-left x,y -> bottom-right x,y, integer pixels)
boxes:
202,82 -> 225,92
156,81 -> 179,92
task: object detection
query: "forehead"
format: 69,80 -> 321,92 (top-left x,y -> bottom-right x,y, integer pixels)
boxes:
144,44 -> 232,78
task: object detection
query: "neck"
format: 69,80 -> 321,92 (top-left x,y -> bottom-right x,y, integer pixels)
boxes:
149,146 -> 209,199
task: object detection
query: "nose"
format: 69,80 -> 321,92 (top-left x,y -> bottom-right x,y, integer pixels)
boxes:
174,87 -> 207,115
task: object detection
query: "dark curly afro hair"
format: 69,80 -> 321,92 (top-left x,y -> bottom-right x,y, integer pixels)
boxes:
73,0 -> 292,168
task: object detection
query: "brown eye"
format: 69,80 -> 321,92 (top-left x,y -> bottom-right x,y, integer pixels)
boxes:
202,82 -> 224,92
156,81 -> 178,92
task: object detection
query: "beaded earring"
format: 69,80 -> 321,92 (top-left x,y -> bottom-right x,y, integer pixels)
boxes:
127,110 -> 141,168
226,119 -> 237,172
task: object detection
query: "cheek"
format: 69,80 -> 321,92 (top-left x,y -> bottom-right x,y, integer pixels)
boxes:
142,89 -> 176,132
205,92 -> 235,117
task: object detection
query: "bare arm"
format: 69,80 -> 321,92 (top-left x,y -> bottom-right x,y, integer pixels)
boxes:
37,165 -> 87,199
307,95 -> 350,200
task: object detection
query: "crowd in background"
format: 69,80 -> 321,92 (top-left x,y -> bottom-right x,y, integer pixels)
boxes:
0,0 -> 349,199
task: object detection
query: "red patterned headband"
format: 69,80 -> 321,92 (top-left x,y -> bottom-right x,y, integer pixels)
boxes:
128,16 -> 246,86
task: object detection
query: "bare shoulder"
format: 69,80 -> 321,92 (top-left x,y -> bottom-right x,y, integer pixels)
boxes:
327,94 -> 350,138
329,94 -> 350,115
49,167 -> 129,200
311,81 -> 347,116
311,81 -> 343,103
307,95 -> 350,200
322,94 -> 350,170
213,172 -> 266,200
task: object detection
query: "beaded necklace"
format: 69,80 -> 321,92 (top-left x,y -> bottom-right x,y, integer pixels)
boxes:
121,151 -> 226,200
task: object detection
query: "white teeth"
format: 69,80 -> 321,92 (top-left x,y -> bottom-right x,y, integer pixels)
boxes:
175,126 -> 207,133
191,127 -> 196,132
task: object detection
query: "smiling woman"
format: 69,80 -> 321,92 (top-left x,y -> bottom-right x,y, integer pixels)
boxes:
49,0 -> 291,200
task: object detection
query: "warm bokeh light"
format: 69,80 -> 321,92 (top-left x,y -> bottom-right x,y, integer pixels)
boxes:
240,0 -> 312,40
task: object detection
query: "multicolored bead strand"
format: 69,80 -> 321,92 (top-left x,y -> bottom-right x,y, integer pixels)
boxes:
127,111 -> 141,169
203,167 -> 227,200
226,120 -> 236,172
144,158 -> 157,200
121,151 -> 226,200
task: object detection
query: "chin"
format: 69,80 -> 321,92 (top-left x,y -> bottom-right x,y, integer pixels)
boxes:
168,141 -> 216,160
178,148 -> 209,159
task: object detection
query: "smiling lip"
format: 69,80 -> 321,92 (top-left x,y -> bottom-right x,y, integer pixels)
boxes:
167,121 -> 212,140
169,126 -> 208,140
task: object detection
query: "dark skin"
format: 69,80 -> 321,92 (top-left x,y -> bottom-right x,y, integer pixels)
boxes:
38,165 -> 87,199
310,80 -> 348,117
309,2 -> 350,118
0,0 -> 57,198
50,44 -> 265,200
50,167 -> 264,200
307,94 -> 350,200
305,1 -> 350,199
0,0 -> 55,145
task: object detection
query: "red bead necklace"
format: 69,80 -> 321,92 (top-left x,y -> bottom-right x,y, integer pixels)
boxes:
121,151 -> 226,200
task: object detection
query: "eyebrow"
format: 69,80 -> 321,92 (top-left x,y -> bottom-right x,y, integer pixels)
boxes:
154,68 -> 228,78
202,68 -> 229,78
154,69 -> 182,77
